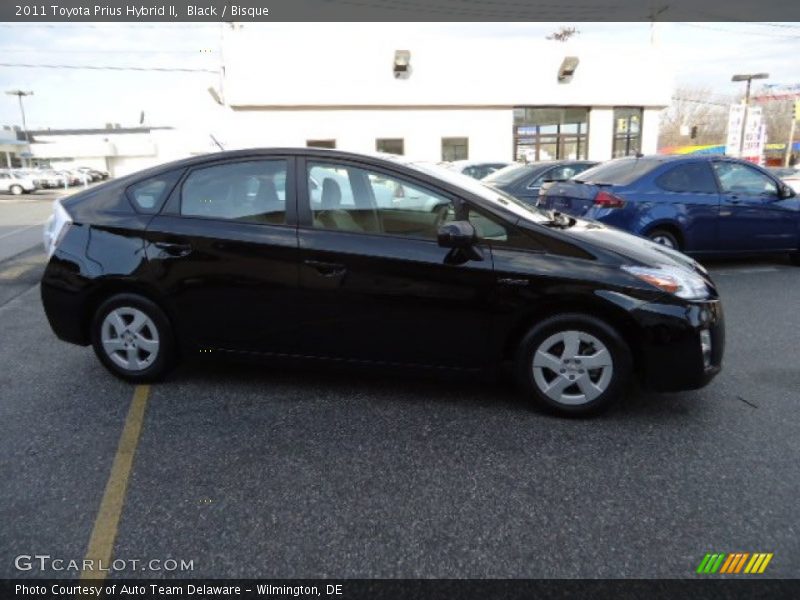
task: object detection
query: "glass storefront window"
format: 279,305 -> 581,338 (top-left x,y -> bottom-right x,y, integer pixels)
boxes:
612,108 -> 643,158
513,107 -> 589,162
441,137 -> 469,161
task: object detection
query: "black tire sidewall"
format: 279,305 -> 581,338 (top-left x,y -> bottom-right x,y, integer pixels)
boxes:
647,228 -> 679,250
91,293 -> 175,383
515,313 -> 632,416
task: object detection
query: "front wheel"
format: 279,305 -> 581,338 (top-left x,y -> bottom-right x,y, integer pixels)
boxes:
515,314 -> 633,416
646,228 -> 680,250
91,293 -> 176,382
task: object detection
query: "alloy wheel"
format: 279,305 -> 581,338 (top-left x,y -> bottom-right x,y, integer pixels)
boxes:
100,306 -> 160,371
531,330 -> 614,406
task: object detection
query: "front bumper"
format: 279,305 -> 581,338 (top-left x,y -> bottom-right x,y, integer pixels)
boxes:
633,298 -> 724,392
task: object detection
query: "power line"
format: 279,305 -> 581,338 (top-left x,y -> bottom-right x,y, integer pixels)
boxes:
675,22 -> 800,39
0,47 -> 216,55
0,62 -> 217,74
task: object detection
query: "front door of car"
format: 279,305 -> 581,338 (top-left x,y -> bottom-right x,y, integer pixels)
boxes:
713,161 -> 798,251
293,159 -> 496,368
143,157 -> 301,353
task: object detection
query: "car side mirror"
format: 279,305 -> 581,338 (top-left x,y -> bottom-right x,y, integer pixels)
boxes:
437,220 -> 476,248
779,185 -> 796,199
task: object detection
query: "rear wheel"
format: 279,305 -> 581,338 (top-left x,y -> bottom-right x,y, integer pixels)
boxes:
515,313 -> 633,416
91,293 -> 176,382
9,185 -> 23,196
646,228 -> 680,250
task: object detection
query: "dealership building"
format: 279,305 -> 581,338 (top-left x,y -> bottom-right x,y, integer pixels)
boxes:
218,25 -> 673,163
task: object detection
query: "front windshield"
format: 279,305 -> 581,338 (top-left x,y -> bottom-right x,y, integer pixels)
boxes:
408,161 -> 549,224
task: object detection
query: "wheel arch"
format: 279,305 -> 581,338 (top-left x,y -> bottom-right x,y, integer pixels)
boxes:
642,220 -> 685,249
500,295 -> 645,377
81,279 -> 180,350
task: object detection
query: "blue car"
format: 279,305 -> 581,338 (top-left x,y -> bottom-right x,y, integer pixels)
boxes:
539,155 -> 800,262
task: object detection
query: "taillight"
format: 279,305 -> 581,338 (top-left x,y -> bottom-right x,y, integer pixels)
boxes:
594,190 -> 626,208
43,200 -> 73,257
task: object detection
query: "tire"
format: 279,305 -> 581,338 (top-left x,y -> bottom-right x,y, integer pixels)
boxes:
9,185 -> 23,196
790,252 -> 800,266
91,293 -> 176,382
646,228 -> 680,250
514,313 -> 633,416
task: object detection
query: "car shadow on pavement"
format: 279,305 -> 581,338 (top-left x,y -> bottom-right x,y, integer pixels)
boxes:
167,357 -> 710,422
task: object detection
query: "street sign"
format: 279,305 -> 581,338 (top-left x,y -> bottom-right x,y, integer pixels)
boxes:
726,104 -> 746,157
742,106 -> 765,164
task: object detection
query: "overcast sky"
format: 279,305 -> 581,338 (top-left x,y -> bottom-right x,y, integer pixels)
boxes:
0,21 -> 798,130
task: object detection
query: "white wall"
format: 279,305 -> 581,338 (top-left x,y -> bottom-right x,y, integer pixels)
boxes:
641,108 -> 663,155
587,108 -> 614,161
223,109 -> 514,162
225,26 -> 673,110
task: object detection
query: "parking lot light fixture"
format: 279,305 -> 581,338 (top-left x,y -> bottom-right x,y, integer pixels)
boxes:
5,90 -> 33,142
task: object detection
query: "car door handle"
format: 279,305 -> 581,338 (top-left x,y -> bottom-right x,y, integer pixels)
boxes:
728,196 -> 742,204
304,259 -> 346,277
154,242 -> 192,257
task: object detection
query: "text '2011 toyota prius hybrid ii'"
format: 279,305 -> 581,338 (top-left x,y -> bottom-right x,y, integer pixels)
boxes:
40,149 -> 724,415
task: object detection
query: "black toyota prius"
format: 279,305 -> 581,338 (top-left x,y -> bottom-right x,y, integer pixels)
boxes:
40,148 -> 724,415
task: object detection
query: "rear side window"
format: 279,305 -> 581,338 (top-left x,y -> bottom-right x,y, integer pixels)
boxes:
127,170 -> 181,214
656,163 -> 718,193
180,160 -> 288,224
574,157 -> 660,185
483,164 -> 532,186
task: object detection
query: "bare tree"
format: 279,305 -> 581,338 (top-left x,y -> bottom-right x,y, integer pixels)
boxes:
658,87 -> 730,149
546,27 -> 579,42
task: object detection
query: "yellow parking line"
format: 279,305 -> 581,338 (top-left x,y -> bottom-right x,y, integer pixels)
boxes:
80,385 -> 150,582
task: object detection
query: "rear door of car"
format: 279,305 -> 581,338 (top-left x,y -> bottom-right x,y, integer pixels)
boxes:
292,157 -> 497,369
142,155 -> 301,353
712,160 -> 799,251
649,161 -> 721,252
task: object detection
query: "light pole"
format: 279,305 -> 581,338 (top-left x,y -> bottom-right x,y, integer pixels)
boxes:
5,90 -> 34,167
731,73 -> 768,158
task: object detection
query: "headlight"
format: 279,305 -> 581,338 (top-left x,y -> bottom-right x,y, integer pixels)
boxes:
43,200 -> 73,257
621,264 -> 709,300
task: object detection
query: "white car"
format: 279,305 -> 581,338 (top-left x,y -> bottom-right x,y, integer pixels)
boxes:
0,171 -> 37,195
447,160 -> 512,180
771,167 -> 800,194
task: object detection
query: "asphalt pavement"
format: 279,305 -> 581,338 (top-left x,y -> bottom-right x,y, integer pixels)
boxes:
0,244 -> 798,579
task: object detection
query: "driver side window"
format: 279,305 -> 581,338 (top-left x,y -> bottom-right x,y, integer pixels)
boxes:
713,162 -> 778,197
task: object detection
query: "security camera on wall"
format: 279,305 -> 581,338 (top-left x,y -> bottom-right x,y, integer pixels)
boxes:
394,50 -> 412,79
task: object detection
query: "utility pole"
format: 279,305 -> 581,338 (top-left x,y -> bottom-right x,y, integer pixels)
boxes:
786,100 -> 799,167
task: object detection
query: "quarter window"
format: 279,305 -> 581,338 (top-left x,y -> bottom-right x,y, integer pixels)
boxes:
180,160 -> 288,224
127,170 -> 181,214
656,163 -> 718,193
712,162 -> 778,196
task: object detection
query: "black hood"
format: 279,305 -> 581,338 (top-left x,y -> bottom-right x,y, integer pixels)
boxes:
528,216 -> 706,273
